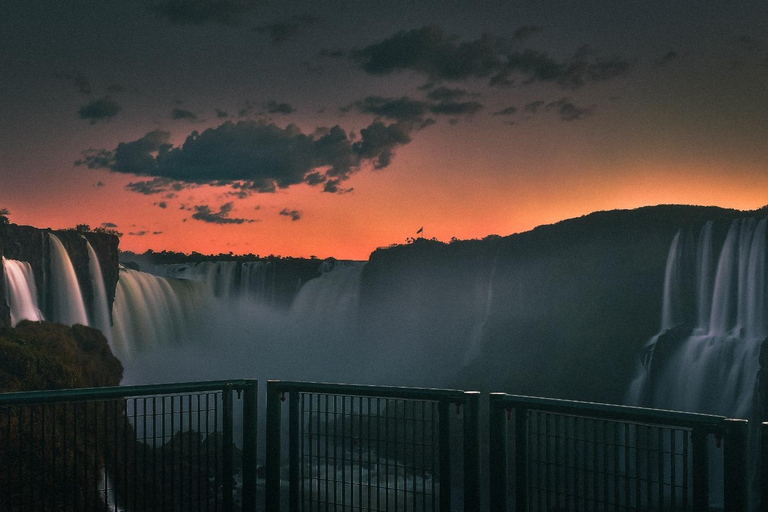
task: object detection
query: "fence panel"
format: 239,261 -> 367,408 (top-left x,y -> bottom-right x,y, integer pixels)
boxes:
489,393 -> 747,512
0,379 -> 257,512
266,381 -> 480,512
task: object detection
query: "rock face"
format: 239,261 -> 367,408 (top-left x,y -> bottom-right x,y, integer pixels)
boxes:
358,205 -> 764,403
0,320 -> 123,391
0,223 -> 120,327
0,321 -> 124,511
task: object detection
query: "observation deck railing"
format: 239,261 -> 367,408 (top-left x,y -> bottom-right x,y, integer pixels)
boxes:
264,380 -> 481,512
1,380 -> 760,511
0,379 -> 258,511
489,393 -> 748,512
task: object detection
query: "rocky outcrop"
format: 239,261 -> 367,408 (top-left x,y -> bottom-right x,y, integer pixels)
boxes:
0,223 -> 120,327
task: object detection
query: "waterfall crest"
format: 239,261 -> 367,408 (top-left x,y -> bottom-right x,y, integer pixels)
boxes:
47,233 -> 89,326
2,257 -> 43,325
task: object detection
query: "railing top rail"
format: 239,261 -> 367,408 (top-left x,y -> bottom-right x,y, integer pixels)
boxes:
269,380 -> 471,402
0,379 -> 257,406
491,392 -> 732,430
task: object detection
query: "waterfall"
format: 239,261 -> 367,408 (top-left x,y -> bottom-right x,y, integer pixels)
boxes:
85,238 -> 112,342
627,217 -> 768,417
150,261 -> 277,302
47,233 -> 89,326
2,257 -> 43,325
111,268 -> 207,358
463,253 -> 499,365
290,262 -> 363,328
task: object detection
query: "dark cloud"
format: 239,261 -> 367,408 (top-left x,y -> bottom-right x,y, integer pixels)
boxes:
253,15 -> 320,44
279,208 -> 301,221
156,201 -> 168,208
429,100 -> 483,116
101,222 -> 118,228
343,96 -> 430,122
192,202 -> 253,224
493,106 -> 517,116
265,101 -> 294,114
524,100 -> 545,113
172,108 -> 199,121
79,119 -> 414,194
545,98 -> 594,121
124,177 -> 185,195
94,181 -> 105,187
344,95 -> 482,122
512,25 -> 542,43
216,109 -> 229,118
144,0 -> 257,25
425,86 -> 472,102
78,97 -> 122,124
353,26 -> 631,90
128,231 -> 149,236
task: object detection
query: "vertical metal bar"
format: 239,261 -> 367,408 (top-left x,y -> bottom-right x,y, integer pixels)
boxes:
463,391 -> 481,512
515,407 -> 529,512
242,381 -> 258,512
222,385 -> 234,512
265,381 -> 283,512
438,399 -> 452,512
670,429 -> 676,509
761,423 -> 768,512
691,428 -> 709,512
723,419 -> 748,512
682,429 -> 688,511
489,394 -> 508,512
624,423 -> 630,511
171,396 -> 175,511
289,389 -> 301,512
658,426 -> 664,512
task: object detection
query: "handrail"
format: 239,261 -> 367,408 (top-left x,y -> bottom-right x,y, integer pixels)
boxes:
492,393 -> 729,431
268,379 -> 469,401
0,379 -> 257,405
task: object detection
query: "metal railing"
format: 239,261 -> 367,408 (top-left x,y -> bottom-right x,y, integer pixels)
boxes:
265,381 -> 480,512
489,393 -> 748,512
0,379 -> 258,512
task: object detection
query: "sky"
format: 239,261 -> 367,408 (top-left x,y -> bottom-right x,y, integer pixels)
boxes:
1,0 -> 767,259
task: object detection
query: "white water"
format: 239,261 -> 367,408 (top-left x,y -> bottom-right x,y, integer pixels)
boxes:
151,260 -> 280,302
47,233 -> 89,326
111,268 -> 206,358
86,239 -> 112,342
627,217 -> 767,417
2,257 -> 43,325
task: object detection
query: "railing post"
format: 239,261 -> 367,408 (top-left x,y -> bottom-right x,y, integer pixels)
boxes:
241,380 -> 258,512
761,423 -> 768,512
438,398 -> 452,512
289,390 -> 301,512
489,393 -> 508,512
265,380 -> 282,512
222,384 -> 234,512
514,407 -> 529,512
463,391 -> 481,512
724,418 -> 748,512
692,427 -> 709,512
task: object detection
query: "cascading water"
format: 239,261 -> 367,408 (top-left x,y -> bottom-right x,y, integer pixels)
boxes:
2,257 -> 43,325
111,268 -> 206,358
47,233 -> 89,326
150,261 -> 278,302
627,217 -> 767,417
85,238 -> 112,341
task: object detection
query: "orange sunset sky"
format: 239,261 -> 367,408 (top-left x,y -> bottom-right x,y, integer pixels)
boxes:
2,0 -> 767,259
